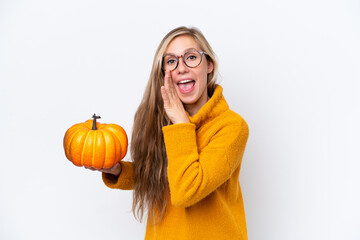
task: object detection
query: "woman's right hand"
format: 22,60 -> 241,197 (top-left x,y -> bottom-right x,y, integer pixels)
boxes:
84,162 -> 122,177
161,70 -> 190,124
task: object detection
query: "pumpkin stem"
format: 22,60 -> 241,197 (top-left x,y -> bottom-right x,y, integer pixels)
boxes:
92,114 -> 101,130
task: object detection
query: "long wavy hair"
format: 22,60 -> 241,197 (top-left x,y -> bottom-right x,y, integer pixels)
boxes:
131,26 -> 219,223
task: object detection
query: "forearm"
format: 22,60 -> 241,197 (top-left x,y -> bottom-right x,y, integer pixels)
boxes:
163,122 -> 248,207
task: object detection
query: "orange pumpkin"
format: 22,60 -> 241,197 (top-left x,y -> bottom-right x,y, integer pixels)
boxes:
63,114 -> 128,169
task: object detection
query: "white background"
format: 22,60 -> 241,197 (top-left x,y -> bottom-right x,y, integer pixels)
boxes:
1,0 -> 359,239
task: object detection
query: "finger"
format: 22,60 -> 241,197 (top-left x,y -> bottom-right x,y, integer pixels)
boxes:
163,71 -> 175,102
164,70 -> 179,101
161,86 -> 169,106
167,72 -> 178,96
84,166 -> 96,171
164,70 -> 170,89
162,72 -> 169,101
102,163 -> 121,176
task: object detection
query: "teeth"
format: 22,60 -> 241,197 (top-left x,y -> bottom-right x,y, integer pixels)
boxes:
179,80 -> 193,84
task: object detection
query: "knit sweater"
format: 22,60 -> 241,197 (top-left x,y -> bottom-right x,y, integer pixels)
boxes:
102,85 -> 249,240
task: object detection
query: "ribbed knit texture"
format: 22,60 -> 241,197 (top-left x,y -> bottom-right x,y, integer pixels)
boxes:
102,85 -> 249,240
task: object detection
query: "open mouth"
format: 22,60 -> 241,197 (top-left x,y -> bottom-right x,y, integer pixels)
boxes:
177,80 -> 195,94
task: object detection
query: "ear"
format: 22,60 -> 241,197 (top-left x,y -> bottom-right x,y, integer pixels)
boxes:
207,60 -> 214,74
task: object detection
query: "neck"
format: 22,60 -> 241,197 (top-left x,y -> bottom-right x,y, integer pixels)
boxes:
185,95 -> 210,116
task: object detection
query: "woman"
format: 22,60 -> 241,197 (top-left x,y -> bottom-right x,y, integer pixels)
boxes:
97,26 -> 249,240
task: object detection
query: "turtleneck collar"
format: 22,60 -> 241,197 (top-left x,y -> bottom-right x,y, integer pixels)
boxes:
187,85 -> 229,129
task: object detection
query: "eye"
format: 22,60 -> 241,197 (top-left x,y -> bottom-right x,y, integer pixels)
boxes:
164,55 -> 177,65
185,52 -> 198,61
167,59 -> 176,65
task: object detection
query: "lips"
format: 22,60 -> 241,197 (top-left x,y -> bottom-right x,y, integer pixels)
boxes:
177,79 -> 195,94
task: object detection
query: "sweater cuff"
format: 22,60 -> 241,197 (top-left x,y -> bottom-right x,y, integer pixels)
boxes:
102,161 -> 134,190
162,123 -> 196,147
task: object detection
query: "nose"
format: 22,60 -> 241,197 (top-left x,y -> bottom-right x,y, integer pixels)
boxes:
176,57 -> 188,73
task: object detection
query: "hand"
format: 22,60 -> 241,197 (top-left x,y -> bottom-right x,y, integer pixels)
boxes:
84,162 -> 122,177
160,70 -> 190,124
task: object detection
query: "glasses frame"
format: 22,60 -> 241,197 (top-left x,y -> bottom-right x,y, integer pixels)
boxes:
162,50 -> 207,71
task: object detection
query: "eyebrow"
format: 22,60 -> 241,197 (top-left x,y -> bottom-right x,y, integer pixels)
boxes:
164,48 -> 199,55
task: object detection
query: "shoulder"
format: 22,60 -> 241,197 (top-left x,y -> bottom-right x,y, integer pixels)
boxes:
203,109 -> 249,147
217,109 -> 249,134
213,85 -> 249,133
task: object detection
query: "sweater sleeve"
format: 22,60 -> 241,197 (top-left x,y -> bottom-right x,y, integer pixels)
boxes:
162,121 -> 249,208
102,161 -> 134,190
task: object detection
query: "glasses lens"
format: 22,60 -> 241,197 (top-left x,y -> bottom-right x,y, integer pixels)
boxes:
163,55 -> 178,71
184,51 -> 202,68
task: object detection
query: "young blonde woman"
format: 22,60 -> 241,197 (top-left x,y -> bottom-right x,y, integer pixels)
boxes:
94,26 -> 249,240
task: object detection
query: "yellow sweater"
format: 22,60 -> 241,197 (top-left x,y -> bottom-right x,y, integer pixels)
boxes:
102,85 -> 249,240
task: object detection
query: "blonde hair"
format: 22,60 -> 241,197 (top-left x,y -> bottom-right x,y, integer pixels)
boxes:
131,26 -> 218,223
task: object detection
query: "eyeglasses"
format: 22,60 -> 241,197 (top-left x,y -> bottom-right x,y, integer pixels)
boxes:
162,50 -> 207,71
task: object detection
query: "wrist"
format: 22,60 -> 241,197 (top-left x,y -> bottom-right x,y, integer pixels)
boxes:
103,163 -> 122,177
112,164 -> 122,177
173,116 -> 190,124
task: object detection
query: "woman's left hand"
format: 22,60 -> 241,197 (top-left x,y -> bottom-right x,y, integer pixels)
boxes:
161,70 -> 190,124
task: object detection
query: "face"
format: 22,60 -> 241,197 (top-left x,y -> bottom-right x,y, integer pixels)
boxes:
164,35 -> 214,113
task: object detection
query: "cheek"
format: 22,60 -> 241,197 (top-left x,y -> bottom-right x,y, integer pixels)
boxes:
199,69 -> 209,85
170,72 -> 177,83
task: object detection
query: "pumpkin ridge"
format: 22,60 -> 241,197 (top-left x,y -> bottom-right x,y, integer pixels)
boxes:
107,128 -> 122,162
92,131 -> 97,167
102,128 -> 120,168
69,128 -> 88,166
63,124 -> 81,148
103,124 -> 127,159
112,128 -> 122,162
102,129 -> 112,168
81,130 -> 92,166
99,130 -> 106,168
84,120 -> 93,129
66,127 -> 82,160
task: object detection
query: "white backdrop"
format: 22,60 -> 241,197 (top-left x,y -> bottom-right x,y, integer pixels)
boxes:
1,0 -> 359,239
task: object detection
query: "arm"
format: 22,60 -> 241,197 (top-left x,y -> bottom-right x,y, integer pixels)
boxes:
163,121 -> 249,207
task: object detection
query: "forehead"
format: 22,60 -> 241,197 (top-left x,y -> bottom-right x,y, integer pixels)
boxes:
165,35 -> 201,55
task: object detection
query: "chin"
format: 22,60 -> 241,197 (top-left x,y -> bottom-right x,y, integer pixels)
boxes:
180,97 -> 198,106
178,91 -> 200,104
